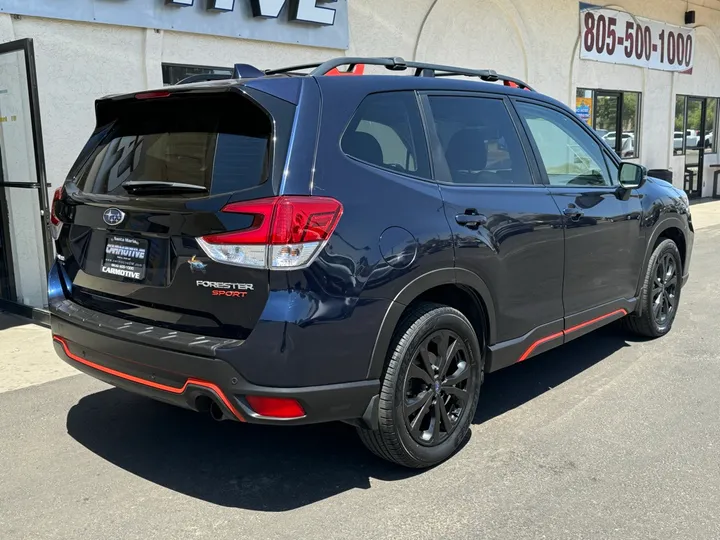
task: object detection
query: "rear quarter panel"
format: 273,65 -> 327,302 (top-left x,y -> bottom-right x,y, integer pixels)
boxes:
240,78 -> 455,387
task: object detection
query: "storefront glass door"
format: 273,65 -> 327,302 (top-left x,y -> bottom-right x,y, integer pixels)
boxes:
684,97 -> 706,198
0,39 -> 51,316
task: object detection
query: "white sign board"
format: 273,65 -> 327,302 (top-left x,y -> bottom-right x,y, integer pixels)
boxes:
579,5 -> 695,73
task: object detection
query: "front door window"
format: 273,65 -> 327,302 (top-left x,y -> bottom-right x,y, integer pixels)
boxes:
516,102 -> 613,187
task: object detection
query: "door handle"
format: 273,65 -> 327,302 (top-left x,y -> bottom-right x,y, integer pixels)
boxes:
455,211 -> 487,230
563,207 -> 584,219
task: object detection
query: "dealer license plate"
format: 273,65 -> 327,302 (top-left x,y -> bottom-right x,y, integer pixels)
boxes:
101,235 -> 149,281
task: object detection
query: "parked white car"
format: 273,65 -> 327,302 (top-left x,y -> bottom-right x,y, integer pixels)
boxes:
602,131 -> 635,157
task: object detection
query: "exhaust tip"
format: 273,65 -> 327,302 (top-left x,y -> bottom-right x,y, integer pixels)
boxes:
209,401 -> 226,421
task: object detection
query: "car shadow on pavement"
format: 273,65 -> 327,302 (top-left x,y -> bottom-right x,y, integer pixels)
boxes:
0,312 -> 32,331
475,322 -> 633,424
66,388 -> 421,511
66,323 -> 634,511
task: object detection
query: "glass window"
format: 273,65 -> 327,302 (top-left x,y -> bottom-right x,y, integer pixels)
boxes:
74,93 -> 271,196
674,96 -> 686,155
706,99 -> 717,154
576,88 -> 641,158
621,92 -> 639,159
673,96 -> 718,155
342,92 -> 431,178
685,98 -> 703,154
517,102 -> 612,187
161,63 -> 233,85
427,96 -> 533,185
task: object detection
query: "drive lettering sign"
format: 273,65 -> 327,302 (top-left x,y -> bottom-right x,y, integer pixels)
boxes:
579,3 -> 695,73
1,0 -> 348,49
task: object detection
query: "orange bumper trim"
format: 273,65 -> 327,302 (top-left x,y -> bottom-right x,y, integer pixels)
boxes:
53,335 -> 245,421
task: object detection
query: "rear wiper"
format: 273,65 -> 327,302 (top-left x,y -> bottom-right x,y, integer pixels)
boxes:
122,181 -> 208,194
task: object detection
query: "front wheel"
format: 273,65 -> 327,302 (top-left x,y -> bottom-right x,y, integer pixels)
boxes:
625,239 -> 683,338
357,303 -> 484,468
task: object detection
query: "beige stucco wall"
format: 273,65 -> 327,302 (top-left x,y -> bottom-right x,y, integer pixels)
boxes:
0,0 -> 719,304
1,0 -> 719,188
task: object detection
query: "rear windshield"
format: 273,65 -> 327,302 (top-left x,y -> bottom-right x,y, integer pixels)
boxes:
73,93 -> 271,196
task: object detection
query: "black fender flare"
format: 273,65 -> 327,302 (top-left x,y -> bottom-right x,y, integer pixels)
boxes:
635,216 -> 688,300
366,268 -> 497,379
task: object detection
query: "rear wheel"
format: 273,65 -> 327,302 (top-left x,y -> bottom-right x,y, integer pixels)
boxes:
625,239 -> 682,338
357,303 -> 484,468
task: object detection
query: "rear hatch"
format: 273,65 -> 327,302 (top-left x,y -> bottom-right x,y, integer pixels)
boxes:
53,85 -> 296,339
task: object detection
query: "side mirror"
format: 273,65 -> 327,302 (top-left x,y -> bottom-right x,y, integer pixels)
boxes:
618,162 -> 647,189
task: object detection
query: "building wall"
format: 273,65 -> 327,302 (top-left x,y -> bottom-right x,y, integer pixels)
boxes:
0,0 -> 718,307
1,0 -> 719,192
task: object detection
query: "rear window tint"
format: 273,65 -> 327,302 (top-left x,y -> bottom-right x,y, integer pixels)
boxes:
341,92 -> 430,179
74,94 -> 271,196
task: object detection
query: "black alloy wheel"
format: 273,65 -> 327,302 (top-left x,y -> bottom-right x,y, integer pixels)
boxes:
652,251 -> 678,329
625,238 -> 682,338
356,303 -> 484,468
403,330 -> 472,446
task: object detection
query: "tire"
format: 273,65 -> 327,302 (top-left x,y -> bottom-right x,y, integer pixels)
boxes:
624,238 -> 683,338
357,302 -> 484,468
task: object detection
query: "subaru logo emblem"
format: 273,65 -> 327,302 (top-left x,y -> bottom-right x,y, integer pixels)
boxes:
103,208 -> 125,226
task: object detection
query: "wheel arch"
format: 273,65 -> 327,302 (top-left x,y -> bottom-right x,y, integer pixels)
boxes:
366,268 -> 497,379
635,217 -> 688,301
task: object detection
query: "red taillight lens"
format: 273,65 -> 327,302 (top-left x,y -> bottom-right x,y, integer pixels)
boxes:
197,196 -> 343,270
269,197 -> 343,244
50,187 -> 63,226
245,396 -> 305,419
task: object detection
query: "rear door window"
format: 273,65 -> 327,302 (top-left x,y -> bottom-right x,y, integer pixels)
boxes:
341,92 -> 431,179
73,93 -> 271,196
426,95 -> 533,185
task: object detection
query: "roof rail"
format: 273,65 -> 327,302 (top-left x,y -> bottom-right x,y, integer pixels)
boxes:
175,73 -> 233,85
174,57 -> 534,91
266,56 -> 534,91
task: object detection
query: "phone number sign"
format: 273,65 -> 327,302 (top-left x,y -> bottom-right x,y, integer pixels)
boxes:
579,5 -> 694,73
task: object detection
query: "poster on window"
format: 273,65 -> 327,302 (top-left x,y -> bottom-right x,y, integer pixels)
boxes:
579,3 -> 694,73
575,97 -> 593,126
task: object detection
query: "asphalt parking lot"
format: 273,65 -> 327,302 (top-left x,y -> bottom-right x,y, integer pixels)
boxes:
2,204 -> 720,540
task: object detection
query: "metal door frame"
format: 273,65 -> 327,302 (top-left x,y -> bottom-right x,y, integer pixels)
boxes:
0,38 -> 51,325
685,96 -> 707,199
594,90 -> 623,155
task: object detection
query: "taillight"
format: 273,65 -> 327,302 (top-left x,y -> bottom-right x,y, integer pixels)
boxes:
197,196 -> 343,270
50,187 -> 65,240
50,187 -> 63,226
245,396 -> 305,419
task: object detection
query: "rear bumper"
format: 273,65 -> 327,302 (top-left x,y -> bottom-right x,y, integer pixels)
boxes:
51,313 -> 379,426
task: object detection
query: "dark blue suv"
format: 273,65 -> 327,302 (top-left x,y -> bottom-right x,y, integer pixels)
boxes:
49,57 -> 693,468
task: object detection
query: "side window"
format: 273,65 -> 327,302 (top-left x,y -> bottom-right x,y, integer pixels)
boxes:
516,102 -> 612,187
603,152 -> 619,184
341,92 -> 430,178
427,96 -> 533,185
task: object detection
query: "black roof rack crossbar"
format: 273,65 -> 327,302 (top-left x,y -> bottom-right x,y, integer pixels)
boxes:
306,56 -> 535,91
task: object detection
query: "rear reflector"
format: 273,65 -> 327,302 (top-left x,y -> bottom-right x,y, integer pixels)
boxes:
245,396 -> 305,419
197,196 -> 343,270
